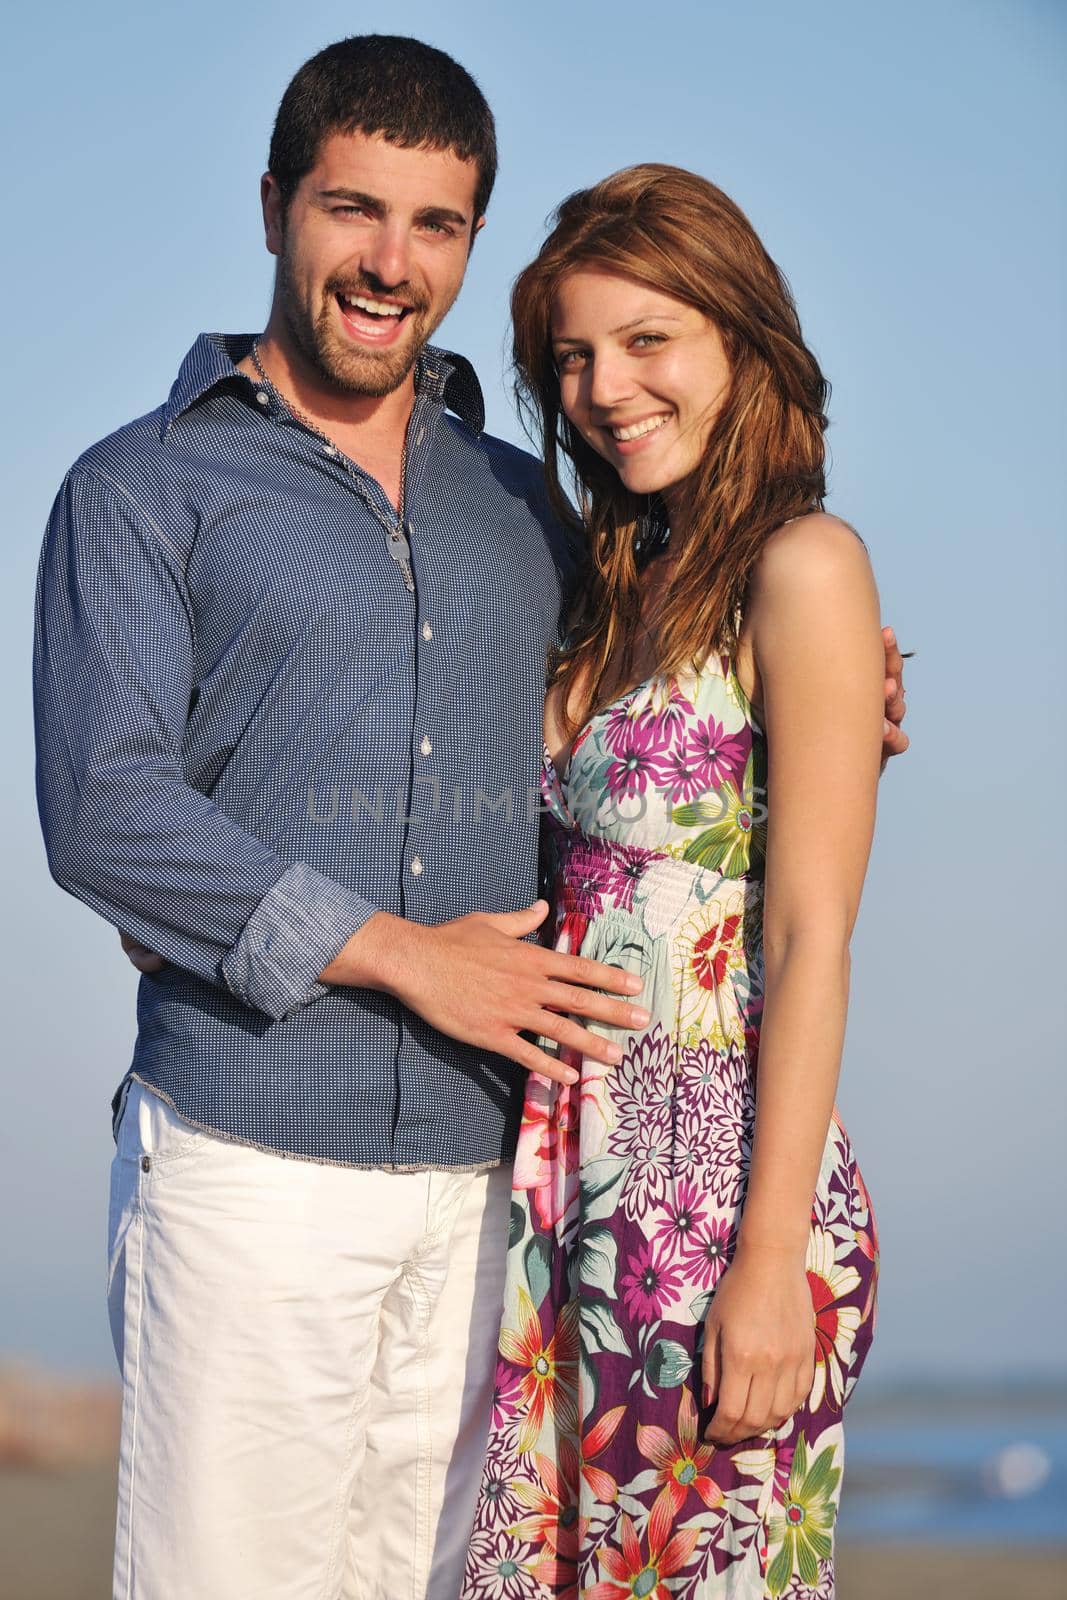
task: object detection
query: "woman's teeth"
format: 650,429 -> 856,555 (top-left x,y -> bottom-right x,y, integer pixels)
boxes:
341,293 -> 405,319
611,415 -> 669,442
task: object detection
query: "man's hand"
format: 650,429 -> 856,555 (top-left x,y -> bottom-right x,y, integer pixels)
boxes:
881,624 -> 910,769
119,931 -> 164,974
323,901 -> 650,1086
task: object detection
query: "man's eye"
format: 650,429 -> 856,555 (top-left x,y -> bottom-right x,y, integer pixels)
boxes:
334,206 -> 367,217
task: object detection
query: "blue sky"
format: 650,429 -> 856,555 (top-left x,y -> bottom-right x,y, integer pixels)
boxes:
2,0 -> 1064,1379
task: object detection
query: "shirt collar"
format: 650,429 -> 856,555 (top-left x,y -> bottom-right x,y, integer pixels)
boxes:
160,331 -> 485,438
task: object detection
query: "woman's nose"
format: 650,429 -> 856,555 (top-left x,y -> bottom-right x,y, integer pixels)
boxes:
587,354 -> 637,414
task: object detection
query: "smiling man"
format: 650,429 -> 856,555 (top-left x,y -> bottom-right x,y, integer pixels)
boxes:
32,33 -> 908,1600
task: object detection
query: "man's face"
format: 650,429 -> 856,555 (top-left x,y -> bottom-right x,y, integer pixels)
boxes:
264,130 -> 483,396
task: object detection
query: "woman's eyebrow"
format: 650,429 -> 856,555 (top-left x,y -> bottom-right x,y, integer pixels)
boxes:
609,313 -> 684,334
552,314 -> 685,345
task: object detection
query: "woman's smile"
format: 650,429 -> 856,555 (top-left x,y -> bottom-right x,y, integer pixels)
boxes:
551,266 -> 731,501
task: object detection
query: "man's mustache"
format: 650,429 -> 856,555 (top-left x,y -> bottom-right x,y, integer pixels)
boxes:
325,276 -> 431,315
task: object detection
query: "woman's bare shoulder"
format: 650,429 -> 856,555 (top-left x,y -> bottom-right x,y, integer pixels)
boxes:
748,512 -> 876,609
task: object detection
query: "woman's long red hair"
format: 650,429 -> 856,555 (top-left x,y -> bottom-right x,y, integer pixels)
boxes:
511,163 -> 831,736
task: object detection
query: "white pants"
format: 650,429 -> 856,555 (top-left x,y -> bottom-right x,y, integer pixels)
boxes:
107,1080 -> 511,1600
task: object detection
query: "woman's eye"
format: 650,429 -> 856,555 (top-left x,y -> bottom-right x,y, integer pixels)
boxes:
632,333 -> 666,349
557,350 -> 588,369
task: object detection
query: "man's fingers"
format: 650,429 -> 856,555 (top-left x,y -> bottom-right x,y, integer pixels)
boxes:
884,676 -> 905,723
541,980 -> 650,1032
532,1010 -> 625,1068
547,950 -> 644,997
118,929 -> 164,973
510,1035 -> 579,1086
882,720 -> 910,754
491,899 -> 551,934
882,624 -> 903,678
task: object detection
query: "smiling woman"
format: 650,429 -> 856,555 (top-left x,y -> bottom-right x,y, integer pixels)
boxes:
461,162 -> 885,1600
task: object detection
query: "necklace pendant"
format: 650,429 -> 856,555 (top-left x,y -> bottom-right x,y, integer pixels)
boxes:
386,526 -> 416,593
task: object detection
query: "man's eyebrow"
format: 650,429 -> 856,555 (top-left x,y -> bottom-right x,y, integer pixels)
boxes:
317,189 -> 468,229
319,188 -> 386,212
415,204 -> 470,229
551,313 -> 685,345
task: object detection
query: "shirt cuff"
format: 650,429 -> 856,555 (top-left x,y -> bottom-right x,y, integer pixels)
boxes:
220,862 -> 378,1021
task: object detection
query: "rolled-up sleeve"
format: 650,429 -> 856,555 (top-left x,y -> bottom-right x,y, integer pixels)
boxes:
32,467 -> 377,1021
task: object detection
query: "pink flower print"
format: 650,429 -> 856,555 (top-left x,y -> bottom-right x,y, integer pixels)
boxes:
652,1179 -> 710,1260
679,1214 -> 735,1290
659,741 -> 712,804
602,691 -> 653,756
620,1238 -> 684,1321
513,1077 -> 580,1233
690,716 -> 750,789
605,718 -> 672,801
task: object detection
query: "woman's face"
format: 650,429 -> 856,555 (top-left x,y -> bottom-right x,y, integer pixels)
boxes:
551,267 -> 731,508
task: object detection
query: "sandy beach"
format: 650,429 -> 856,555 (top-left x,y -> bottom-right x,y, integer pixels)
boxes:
1,1463 -> 1065,1600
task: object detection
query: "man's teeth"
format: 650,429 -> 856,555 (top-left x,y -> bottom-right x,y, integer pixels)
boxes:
342,293 -> 405,318
611,415 -> 670,442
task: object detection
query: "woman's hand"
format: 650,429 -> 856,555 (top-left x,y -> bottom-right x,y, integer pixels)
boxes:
702,1246 -> 815,1446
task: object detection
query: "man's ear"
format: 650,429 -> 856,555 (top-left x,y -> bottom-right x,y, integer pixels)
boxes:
467,214 -> 487,256
262,172 -> 285,258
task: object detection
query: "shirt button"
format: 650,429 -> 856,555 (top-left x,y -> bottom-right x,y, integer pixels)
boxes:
422,621 -> 433,641
322,443 -> 336,456
420,735 -> 432,756
255,389 -> 269,406
410,856 -> 424,876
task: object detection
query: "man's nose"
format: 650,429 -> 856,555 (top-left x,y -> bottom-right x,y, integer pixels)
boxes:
359,221 -> 413,291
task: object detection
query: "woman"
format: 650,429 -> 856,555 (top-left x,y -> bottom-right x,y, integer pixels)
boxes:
461,165 -> 883,1600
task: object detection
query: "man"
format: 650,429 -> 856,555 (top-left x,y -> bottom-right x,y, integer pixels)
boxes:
33,34 -> 908,1600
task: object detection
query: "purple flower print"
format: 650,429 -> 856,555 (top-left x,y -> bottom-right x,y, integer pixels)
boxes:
690,715 -> 750,789
680,1214 -> 735,1289
563,841 -> 616,916
476,1434 -> 527,1532
464,1528 -> 542,1599
677,1036 -> 724,1114
619,1139 -> 671,1221
620,1237 -> 684,1320
607,1028 -> 676,1150
490,1359 -> 522,1432
702,1052 -> 755,1210
601,844 -> 657,911
652,1178 -> 711,1260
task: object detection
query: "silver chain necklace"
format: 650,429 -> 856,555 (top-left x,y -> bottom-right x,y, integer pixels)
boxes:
249,339 -> 415,594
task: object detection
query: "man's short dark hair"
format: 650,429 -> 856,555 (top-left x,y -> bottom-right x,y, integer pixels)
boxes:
269,35 -> 497,222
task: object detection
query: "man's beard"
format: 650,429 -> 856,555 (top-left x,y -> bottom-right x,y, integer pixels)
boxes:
277,248 -> 437,399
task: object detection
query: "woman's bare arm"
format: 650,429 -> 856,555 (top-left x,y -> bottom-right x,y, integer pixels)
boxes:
704,512 -> 883,1444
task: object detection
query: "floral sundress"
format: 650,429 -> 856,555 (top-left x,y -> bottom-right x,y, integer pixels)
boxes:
461,657 -> 878,1600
